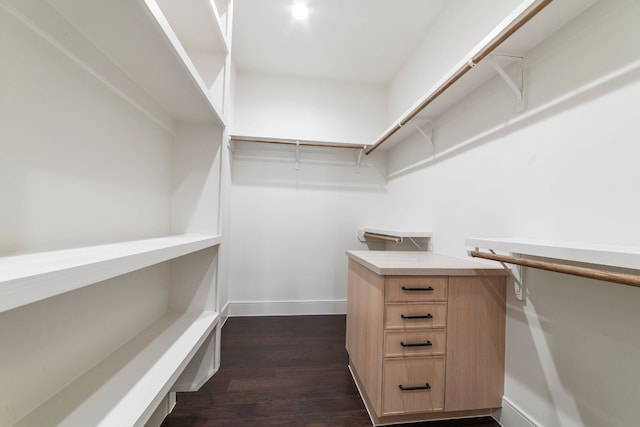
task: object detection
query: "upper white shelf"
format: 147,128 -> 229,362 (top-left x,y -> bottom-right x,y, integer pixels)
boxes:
370,0 -> 597,152
155,0 -> 229,55
15,310 -> 219,427
466,237 -> 640,271
0,234 -> 222,314
6,0 -> 226,126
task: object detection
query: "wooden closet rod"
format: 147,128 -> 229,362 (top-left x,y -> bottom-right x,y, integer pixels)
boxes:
366,0 -> 553,155
363,232 -> 402,243
230,135 -> 366,150
468,250 -> 640,288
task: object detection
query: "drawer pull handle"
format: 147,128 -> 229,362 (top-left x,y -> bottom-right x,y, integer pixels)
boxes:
401,314 -> 433,320
399,383 -> 431,391
402,286 -> 434,292
400,340 -> 433,347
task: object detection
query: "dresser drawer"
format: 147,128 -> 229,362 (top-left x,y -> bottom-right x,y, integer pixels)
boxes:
382,357 -> 445,415
384,330 -> 446,357
385,303 -> 447,330
386,277 -> 447,302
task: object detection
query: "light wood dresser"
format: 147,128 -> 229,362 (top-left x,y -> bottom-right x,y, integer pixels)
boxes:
346,251 -> 507,425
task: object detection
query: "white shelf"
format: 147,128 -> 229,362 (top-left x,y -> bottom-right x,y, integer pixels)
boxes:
155,0 -> 229,55
373,0 -> 596,151
360,228 -> 433,239
145,0 -> 228,117
6,0 -> 226,125
358,228 -> 433,250
466,237 -> 640,271
15,310 -> 219,427
0,234 -> 222,314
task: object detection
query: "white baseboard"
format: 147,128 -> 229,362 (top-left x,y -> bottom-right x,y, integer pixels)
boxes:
228,299 -> 347,316
492,396 -> 539,427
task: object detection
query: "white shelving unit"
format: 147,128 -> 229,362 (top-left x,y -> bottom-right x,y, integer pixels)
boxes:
466,237 -> 640,271
1,0 -> 234,425
0,234 -> 221,314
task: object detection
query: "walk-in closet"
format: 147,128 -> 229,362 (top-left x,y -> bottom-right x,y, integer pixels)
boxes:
2,0 -> 639,426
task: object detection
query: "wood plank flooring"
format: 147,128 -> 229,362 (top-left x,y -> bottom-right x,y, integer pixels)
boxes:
161,315 -> 501,427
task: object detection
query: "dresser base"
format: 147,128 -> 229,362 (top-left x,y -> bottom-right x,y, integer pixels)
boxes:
348,362 -> 494,426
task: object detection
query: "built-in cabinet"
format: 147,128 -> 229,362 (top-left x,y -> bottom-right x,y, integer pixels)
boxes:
0,0 -> 233,425
346,251 -> 507,425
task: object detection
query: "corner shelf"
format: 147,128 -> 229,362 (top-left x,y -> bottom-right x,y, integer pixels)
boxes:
465,237 -> 640,271
15,310 -> 219,427
358,228 -> 432,249
0,234 -> 222,314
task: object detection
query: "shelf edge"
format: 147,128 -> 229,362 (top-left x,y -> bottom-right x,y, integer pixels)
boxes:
0,234 -> 222,314
13,311 -> 219,427
466,237 -> 640,271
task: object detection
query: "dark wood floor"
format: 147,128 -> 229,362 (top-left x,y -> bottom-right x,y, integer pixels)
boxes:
161,315 -> 500,427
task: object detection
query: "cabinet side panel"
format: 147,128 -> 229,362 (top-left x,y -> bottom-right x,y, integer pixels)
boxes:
346,259 -> 385,414
445,276 -> 506,411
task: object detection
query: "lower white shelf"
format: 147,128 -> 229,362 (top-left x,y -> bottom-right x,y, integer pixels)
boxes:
358,228 -> 432,247
359,228 -> 433,239
15,310 -> 219,427
0,234 -> 222,314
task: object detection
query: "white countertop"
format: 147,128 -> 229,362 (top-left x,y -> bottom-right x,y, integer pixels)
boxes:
346,251 -> 507,276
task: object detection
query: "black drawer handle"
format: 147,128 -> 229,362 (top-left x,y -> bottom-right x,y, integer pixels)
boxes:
402,286 -> 434,292
400,340 -> 433,347
399,383 -> 431,391
400,314 -> 433,319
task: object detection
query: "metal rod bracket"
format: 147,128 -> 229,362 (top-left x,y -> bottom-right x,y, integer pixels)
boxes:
487,54 -> 525,112
294,140 -> 300,170
487,249 -> 525,300
411,122 -> 434,157
356,147 -> 364,174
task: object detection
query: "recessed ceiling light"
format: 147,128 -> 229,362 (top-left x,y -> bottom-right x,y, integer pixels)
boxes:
292,3 -> 308,20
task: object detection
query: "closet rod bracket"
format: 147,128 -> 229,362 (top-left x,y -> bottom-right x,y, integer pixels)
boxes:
412,122 -> 434,157
294,140 -> 300,170
356,146 -> 365,173
487,54 -> 525,112
475,248 -> 525,300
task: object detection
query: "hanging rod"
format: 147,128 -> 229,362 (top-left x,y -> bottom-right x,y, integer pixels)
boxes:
363,232 -> 402,243
468,250 -> 640,289
230,135 -> 366,150
366,0 -> 553,155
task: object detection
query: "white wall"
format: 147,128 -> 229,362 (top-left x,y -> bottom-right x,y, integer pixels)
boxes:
233,70 -> 388,144
229,71 -> 389,315
385,0 -> 640,425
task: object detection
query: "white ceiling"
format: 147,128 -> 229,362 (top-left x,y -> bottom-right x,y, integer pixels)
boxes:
232,0 -> 448,84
